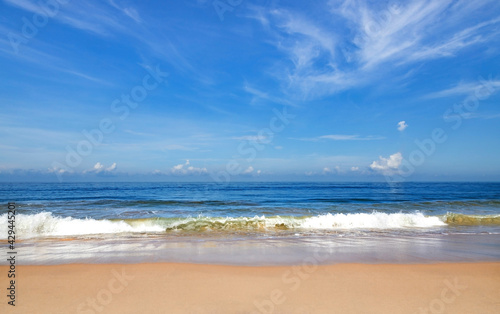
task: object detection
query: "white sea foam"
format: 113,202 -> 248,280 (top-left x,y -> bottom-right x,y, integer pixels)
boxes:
0,211 -> 449,239
0,212 -> 164,239
298,212 -> 446,229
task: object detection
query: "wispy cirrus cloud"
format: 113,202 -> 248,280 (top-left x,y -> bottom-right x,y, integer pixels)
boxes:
424,79 -> 500,99
1,0 -> 201,83
445,112 -> 500,120
0,0 -> 144,83
243,84 -> 296,107
3,0 -> 127,36
108,0 -> 143,23
406,17 -> 500,62
231,135 -> 269,141
292,134 -> 385,141
3,0 -> 142,35
248,0 -> 500,99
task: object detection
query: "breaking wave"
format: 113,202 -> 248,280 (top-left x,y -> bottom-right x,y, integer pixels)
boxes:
6,211 -> 493,239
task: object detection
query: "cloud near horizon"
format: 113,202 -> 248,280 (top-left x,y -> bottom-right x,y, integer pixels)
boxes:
170,160 -> 208,175
370,152 -> 403,173
83,162 -> 117,174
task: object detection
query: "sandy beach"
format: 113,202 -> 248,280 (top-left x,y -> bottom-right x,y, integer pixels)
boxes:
1,262 -> 499,313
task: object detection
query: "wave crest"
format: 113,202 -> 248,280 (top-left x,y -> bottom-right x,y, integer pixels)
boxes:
0,211 -> 457,239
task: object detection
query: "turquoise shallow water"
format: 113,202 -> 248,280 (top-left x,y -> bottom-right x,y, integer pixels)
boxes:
1,182 -> 499,265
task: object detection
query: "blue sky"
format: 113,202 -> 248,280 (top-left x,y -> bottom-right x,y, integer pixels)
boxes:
0,0 -> 499,182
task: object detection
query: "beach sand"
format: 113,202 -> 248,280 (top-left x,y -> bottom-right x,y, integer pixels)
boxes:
1,262 -> 499,313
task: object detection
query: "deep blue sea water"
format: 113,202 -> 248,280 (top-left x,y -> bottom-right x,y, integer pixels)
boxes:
1,182 -> 499,265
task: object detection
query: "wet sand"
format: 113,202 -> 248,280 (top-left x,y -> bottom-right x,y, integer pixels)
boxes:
1,262 -> 499,313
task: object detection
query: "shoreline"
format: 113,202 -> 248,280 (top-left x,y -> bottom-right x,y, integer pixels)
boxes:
2,262 -> 499,313
6,232 -> 500,265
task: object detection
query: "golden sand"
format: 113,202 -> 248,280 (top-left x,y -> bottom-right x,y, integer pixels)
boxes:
1,262 -> 499,313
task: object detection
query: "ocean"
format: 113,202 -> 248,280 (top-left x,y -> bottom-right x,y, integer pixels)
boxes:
1,182 -> 499,265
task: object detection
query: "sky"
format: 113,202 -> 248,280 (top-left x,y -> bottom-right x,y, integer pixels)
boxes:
0,0 -> 499,182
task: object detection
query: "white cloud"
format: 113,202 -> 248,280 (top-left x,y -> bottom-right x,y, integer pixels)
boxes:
170,160 -> 208,175
172,161 -> 186,171
351,166 -> 359,171
243,166 -> 254,174
84,162 -> 117,174
323,166 -> 341,174
106,163 -> 117,172
241,166 -> 262,175
48,166 -> 72,174
370,152 -> 403,172
94,162 -> 104,172
397,121 -> 408,131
